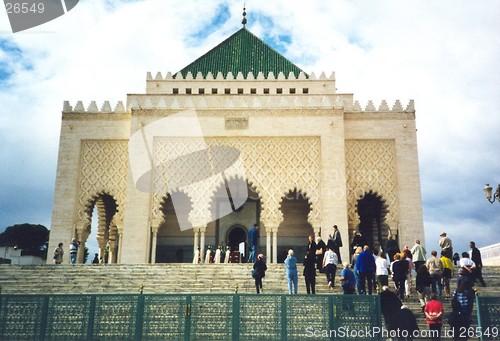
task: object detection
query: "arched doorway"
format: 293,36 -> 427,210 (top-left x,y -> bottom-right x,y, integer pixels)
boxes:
85,193 -> 118,264
356,191 -> 389,251
278,190 -> 313,262
227,225 -> 247,262
157,191 -> 193,263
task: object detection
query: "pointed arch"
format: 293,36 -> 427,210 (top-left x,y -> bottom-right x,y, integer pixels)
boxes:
81,191 -> 119,264
156,190 -> 193,263
356,190 -> 389,251
277,188 -> 313,262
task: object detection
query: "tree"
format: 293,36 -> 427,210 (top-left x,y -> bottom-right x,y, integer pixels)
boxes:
0,224 -> 49,258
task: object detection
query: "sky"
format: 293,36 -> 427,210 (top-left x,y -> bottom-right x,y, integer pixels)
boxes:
1,0 -> 499,261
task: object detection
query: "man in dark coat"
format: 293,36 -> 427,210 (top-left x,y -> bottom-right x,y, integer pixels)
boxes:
385,234 -> 400,262
332,225 -> 343,263
469,241 -> 486,287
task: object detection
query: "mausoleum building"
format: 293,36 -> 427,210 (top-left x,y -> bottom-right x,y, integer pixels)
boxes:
49,25 -> 424,264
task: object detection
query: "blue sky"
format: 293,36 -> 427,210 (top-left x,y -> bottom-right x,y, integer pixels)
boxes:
1,0 -> 499,259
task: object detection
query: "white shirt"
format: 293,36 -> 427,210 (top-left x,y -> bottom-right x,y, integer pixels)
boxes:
376,257 -> 390,275
459,258 -> 476,268
323,250 -> 338,266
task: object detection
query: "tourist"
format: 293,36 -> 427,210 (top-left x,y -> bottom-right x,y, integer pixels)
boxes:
449,280 -> 475,340
315,236 -> 326,273
322,245 -> 338,288
426,250 -> 443,297
411,239 -> 427,272
440,251 -> 454,298
459,252 -> 476,282
385,234 -> 400,262
351,246 -> 362,294
469,241 -> 486,287
332,225 -> 343,263
397,305 -> 420,341
375,251 -> 390,293
415,264 -> 432,311
452,253 -> 460,267
425,294 -> 444,341
356,245 -> 376,295
379,286 -> 403,335
306,234 -> 317,258
253,254 -> 267,294
438,232 -> 453,260
391,253 -> 408,301
303,253 -> 316,294
69,238 -> 79,265
403,250 -> 414,298
248,224 -> 259,263
339,261 -> 356,294
284,249 -> 298,294
53,242 -> 64,264
350,231 -> 366,256
92,253 -> 99,264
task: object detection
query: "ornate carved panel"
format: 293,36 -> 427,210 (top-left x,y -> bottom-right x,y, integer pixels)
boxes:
151,137 -> 321,227
345,140 -> 398,225
77,140 -> 128,224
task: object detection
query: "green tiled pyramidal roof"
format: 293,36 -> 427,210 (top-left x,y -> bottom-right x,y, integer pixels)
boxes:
177,28 -> 307,79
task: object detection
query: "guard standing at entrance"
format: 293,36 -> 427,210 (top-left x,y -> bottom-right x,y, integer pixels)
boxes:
248,224 -> 259,263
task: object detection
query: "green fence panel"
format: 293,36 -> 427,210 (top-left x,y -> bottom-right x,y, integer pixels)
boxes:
44,294 -> 93,341
477,296 -> 500,341
285,294 -> 331,340
238,294 -> 283,340
0,293 -> 384,340
188,294 -> 234,341
0,294 -> 46,340
331,295 -> 382,340
141,294 -> 188,341
91,294 -> 140,341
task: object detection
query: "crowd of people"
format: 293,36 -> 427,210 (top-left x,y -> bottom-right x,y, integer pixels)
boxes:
252,227 -> 487,341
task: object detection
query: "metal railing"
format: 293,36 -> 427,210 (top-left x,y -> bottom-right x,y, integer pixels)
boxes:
0,293 -> 382,340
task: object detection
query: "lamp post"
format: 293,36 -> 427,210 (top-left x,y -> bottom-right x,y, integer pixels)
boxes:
484,184 -> 500,204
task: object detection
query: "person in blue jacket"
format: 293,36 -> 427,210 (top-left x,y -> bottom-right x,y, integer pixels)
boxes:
285,249 -> 298,294
356,245 -> 376,295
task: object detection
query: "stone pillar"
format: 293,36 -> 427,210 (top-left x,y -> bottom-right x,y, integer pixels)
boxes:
75,226 -> 88,264
193,227 -> 200,255
150,227 -> 158,264
272,228 -> 278,264
199,226 -> 206,263
116,227 -> 123,263
266,230 -> 271,264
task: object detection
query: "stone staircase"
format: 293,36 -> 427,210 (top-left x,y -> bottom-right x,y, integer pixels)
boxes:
0,263 -> 498,338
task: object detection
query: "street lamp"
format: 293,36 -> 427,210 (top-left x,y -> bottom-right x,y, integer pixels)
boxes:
484,184 -> 500,204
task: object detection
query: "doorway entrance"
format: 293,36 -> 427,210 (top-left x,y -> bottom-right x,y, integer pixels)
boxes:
356,190 -> 389,251
227,225 -> 247,262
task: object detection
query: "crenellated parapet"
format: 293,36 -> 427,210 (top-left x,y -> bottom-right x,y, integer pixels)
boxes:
147,70 -> 332,81
346,99 -> 415,112
145,71 -> 336,95
62,101 -> 127,114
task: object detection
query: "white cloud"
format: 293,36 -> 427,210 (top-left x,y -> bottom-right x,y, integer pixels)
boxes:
1,0 -> 499,256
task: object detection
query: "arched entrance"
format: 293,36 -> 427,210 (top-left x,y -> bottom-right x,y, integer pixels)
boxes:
156,191 -> 193,263
227,225 -> 247,262
85,193 -> 118,264
278,189 -> 313,262
356,191 -> 389,251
